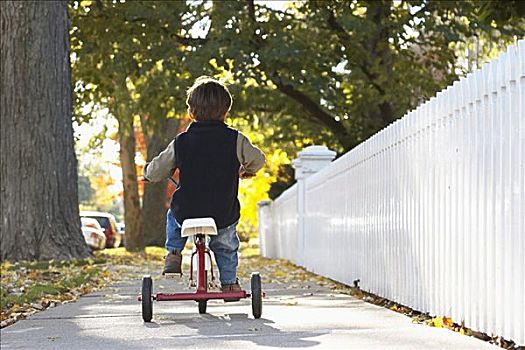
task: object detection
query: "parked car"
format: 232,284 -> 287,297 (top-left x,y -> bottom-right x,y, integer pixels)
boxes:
80,217 -> 106,250
81,227 -> 106,251
81,217 -> 103,231
80,211 -> 121,248
116,222 -> 125,247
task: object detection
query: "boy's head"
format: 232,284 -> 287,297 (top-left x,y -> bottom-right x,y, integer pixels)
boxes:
186,76 -> 232,122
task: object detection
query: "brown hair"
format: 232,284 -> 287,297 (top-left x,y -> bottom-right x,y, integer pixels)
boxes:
186,76 -> 232,121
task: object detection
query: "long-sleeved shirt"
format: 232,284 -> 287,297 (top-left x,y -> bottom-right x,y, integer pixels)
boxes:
144,126 -> 266,182
144,121 -> 266,228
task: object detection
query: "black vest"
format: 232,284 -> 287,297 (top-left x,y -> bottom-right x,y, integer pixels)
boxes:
171,121 -> 240,229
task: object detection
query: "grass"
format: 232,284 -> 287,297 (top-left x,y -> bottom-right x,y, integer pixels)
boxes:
0,258 -> 111,325
239,241 -> 260,257
5,258 -> 107,271
97,246 -> 165,260
0,284 -> 61,310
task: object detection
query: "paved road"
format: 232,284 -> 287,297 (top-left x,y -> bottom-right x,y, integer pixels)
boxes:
1,267 -> 499,350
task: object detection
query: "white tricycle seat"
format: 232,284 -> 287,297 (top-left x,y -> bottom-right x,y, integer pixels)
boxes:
181,218 -> 218,237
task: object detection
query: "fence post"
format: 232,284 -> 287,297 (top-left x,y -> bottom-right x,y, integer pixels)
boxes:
257,200 -> 272,258
292,145 -> 336,265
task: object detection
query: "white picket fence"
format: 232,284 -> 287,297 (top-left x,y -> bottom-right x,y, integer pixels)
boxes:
258,40 -> 525,345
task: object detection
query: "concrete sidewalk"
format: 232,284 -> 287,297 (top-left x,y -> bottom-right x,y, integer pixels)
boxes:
0,263 -> 498,350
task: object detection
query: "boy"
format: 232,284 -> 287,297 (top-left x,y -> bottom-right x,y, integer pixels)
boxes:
143,76 -> 265,296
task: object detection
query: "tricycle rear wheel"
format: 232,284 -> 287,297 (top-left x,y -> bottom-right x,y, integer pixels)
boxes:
251,272 -> 262,319
142,276 -> 153,322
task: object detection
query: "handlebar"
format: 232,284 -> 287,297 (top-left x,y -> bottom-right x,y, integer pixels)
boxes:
168,177 -> 179,187
141,172 -> 253,187
140,176 -> 178,187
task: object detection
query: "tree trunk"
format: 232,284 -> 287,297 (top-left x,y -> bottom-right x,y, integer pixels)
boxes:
140,117 -> 179,247
363,0 -> 394,131
0,1 -> 90,261
117,113 -> 144,251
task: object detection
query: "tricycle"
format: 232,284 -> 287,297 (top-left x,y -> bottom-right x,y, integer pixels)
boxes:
138,217 -> 262,322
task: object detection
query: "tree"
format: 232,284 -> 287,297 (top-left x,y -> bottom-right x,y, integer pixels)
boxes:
191,0 -> 524,151
78,173 -> 95,203
70,0 -> 195,250
139,117 -> 180,247
0,1 -> 90,261
69,0 -> 524,240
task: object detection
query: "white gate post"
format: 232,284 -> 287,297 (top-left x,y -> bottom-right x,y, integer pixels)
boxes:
292,146 -> 336,265
257,200 -> 272,258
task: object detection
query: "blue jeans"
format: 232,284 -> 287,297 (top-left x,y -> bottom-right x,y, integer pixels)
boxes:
165,208 -> 240,285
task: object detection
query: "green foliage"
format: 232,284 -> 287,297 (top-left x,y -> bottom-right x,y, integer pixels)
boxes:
70,0 -> 198,125
77,174 -> 94,203
70,0 -> 524,208
268,163 -> 295,200
190,0 -> 524,150
76,161 -> 122,219
71,0 -> 524,150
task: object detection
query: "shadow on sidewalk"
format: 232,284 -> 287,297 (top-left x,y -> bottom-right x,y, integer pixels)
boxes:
155,312 -> 324,347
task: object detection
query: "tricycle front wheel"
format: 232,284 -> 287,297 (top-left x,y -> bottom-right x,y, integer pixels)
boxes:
198,271 -> 207,314
198,300 -> 207,314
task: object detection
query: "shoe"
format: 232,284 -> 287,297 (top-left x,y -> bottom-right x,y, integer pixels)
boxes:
163,251 -> 182,275
221,279 -> 241,302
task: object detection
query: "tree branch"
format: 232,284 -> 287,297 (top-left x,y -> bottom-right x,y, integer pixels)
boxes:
119,14 -> 208,47
326,9 -> 386,95
242,2 -> 353,149
327,4 -> 395,126
272,76 -> 352,149
171,34 -> 208,47
247,0 -> 256,22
